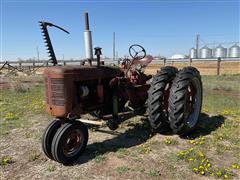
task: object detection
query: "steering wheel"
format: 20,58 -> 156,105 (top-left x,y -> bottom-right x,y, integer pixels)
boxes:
129,44 -> 146,59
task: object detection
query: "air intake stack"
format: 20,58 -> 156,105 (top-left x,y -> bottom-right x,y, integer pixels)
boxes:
84,12 -> 93,61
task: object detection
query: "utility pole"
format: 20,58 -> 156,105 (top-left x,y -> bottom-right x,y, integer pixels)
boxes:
36,46 -> 39,61
196,34 -> 200,59
113,32 -> 115,61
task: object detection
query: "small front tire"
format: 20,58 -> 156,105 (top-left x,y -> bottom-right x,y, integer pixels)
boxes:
51,121 -> 88,165
42,120 -> 61,160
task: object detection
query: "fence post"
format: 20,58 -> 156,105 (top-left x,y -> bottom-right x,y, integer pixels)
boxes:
163,58 -> 166,66
189,58 -> 192,66
217,57 -> 221,76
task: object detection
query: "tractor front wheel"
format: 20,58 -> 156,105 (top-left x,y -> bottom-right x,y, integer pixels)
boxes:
42,120 -> 61,160
51,121 -> 88,165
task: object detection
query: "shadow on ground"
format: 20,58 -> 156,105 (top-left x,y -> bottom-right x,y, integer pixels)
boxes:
181,112 -> 225,139
75,118 -> 154,165
74,113 -> 225,165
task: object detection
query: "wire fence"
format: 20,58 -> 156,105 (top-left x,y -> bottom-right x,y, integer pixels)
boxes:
0,57 -> 239,76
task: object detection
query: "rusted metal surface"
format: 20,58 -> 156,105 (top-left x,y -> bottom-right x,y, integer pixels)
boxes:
44,65 -> 123,117
62,129 -> 83,157
84,12 -> 89,31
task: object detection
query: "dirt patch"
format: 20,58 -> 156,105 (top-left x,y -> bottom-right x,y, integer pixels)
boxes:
0,77 -> 15,89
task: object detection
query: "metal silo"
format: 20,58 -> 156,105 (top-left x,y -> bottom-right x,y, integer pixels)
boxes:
214,45 -> 227,58
229,44 -> 240,57
200,46 -> 212,58
190,48 -> 197,58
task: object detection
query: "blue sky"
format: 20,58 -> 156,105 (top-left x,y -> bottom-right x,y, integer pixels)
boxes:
0,0 -> 239,60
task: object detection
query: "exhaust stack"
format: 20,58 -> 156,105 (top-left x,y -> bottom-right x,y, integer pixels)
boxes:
84,12 -> 93,60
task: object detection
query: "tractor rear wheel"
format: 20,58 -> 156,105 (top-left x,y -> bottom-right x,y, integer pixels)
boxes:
147,66 -> 178,130
42,120 -> 61,160
168,67 -> 202,135
51,121 -> 88,165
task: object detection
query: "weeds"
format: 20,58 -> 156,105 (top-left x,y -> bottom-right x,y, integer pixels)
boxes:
177,147 -> 235,178
116,148 -> 130,158
94,155 -> 107,163
0,156 -> 13,167
163,137 -> 178,145
4,112 -> 18,121
137,144 -> 151,154
116,166 -> 130,175
188,136 -> 205,145
0,84 -> 45,135
148,169 -> 161,177
29,151 -> 41,162
47,164 -> 56,172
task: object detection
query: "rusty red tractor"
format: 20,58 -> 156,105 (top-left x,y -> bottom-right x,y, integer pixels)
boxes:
40,21 -> 203,165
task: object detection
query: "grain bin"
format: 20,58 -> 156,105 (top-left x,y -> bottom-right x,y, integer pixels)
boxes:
229,44 -> 240,58
200,46 -> 212,58
190,48 -> 197,58
214,45 -> 227,58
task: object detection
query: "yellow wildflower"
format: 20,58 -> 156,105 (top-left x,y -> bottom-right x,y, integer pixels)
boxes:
198,151 -> 204,157
193,168 -> 198,172
224,174 -> 229,179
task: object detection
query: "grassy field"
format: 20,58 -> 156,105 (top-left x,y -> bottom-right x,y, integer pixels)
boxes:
145,61 -> 240,75
0,74 -> 240,179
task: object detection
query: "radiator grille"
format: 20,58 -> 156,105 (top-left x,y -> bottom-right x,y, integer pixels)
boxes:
50,78 -> 65,106
45,78 -> 49,104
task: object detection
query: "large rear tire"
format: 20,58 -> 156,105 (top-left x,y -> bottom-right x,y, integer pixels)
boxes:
51,121 -> 88,165
168,67 -> 202,135
147,66 -> 178,130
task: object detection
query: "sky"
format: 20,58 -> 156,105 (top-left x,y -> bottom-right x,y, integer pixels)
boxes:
0,0 -> 239,61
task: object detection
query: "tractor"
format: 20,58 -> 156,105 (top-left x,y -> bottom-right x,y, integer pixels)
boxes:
39,20 -> 203,165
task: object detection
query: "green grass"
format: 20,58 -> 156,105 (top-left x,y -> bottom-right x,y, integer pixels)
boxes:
202,74 -> 240,91
94,155 -> 107,163
0,85 -> 45,136
47,164 -> 56,172
28,150 -> 42,162
0,156 -> 13,167
148,169 -> 161,177
116,148 -> 131,158
202,74 -> 240,114
116,166 -> 130,175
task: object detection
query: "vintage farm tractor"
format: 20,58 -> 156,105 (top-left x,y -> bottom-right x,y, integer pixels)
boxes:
39,19 -> 202,165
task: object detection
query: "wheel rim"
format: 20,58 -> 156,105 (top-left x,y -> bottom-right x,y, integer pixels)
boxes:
185,78 -> 202,128
62,129 -> 84,157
